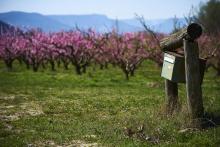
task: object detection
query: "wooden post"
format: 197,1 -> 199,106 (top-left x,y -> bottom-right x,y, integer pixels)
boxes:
159,23 -> 204,118
160,23 -> 202,51
165,80 -> 179,114
184,39 -> 204,124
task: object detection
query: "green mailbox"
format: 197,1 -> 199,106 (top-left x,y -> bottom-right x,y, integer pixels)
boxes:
161,52 -> 206,83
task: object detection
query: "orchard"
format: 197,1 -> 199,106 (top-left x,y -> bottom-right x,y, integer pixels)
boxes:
0,28 -> 163,80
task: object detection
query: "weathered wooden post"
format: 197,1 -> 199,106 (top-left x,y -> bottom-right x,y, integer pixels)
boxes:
184,40 -> 204,120
160,23 -> 205,123
165,80 -> 178,114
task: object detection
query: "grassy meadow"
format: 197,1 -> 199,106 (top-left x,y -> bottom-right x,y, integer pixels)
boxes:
0,60 -> 220,146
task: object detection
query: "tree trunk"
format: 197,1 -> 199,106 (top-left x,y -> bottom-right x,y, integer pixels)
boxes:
50,60 -> 56,71
104,63 -> 108,69
23,59 -> 30,70
41,62 -> 46,69
125,72 -> 129,80
57,60 -> 61,68
26,63 -> 30,70
217,69 -> 220,76
131,68 -> 135,77
82,65 -> 87,73
5,60 -> 13,71
123,70 -> 129,80
100,64 -> 104,70
217,61 -> 220,76
33,65 -> 38,72
64,63 -> 69,70
75,65 -> 82,75
33,64 -> 39,72
62,60 -> 69,70
18,59 -> 23,65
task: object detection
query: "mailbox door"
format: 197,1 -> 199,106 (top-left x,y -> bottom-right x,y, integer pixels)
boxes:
161,53 -> 175,81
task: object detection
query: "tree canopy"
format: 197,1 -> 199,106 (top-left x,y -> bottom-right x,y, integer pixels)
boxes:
197,0 -> 220,34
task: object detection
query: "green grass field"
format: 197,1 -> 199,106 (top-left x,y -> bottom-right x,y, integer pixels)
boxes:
0,61 -> 220,146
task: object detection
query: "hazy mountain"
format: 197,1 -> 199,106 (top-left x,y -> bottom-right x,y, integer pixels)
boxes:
48,14 -> 141,32
0,11 -> 141,33
0,20 -> 11,32
0,20 -> 19,34
0,11 -> 71,32
122,18 -> 186,33
0,11 -> 186,33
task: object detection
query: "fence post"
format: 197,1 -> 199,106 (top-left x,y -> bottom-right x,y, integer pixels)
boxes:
165,79 -> 179,114
184,39 -> 204,126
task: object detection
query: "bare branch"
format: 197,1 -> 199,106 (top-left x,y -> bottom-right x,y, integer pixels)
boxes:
135,14 -> 161,49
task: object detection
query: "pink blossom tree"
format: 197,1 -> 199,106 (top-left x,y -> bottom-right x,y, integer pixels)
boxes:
23,29 -> 46,72
198,33 -> 220,75
0,29 -> 24,71
108,31 -> 150,80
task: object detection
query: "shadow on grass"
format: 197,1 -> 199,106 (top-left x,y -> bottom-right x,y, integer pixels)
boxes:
202,112 -> 220,128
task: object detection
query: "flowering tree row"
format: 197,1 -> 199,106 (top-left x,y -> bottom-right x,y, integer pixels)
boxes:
0,28 -> 163,79
198,32 -> 220,76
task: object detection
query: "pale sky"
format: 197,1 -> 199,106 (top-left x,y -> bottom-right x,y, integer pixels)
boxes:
0,0 -> 208,19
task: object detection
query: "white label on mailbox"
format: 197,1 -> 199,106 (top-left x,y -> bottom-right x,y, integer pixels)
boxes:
164,57 -> 174,63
